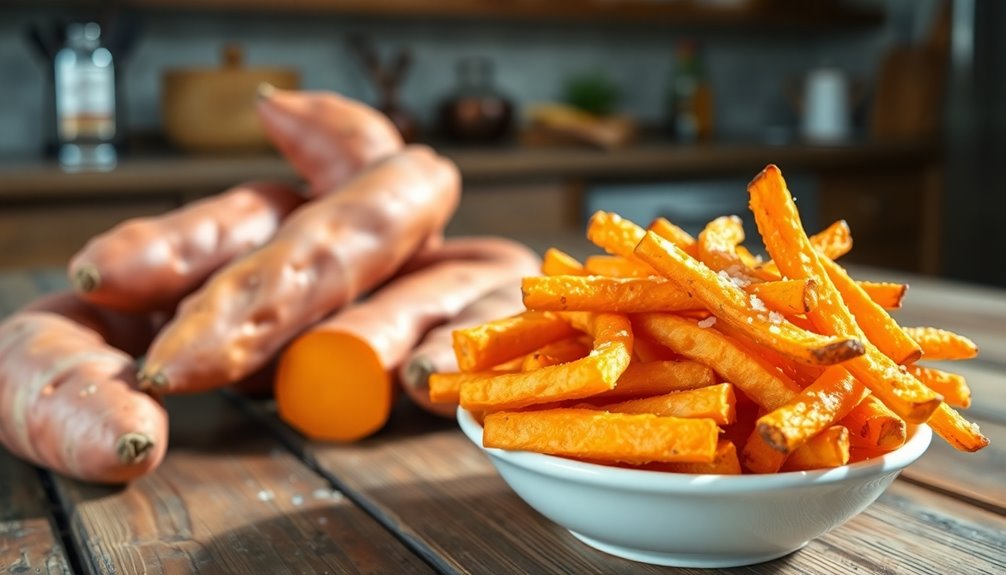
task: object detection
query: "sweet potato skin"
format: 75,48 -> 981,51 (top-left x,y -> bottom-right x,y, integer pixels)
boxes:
141,146 -> 460,394
278,238 -> 539,434
23,291 -> 164,357
68,180 -> 305,313
257,88 -> 403,197
400,284 -> 526,417
0,312 -> 167,484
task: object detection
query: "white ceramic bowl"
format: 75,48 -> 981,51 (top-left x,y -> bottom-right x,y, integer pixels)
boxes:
458,407 -> 932,568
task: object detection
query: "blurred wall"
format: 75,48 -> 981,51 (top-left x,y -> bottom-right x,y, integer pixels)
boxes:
0,1 -> 937,156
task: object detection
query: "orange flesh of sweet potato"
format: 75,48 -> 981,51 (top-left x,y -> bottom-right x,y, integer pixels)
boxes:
905,365 -> 971,408
541,248 -> 586,276
276,241 -> 540,441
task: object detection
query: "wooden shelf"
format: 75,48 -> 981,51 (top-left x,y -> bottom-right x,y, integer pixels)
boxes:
0,140 -> 937,200
8,0 -> 884,29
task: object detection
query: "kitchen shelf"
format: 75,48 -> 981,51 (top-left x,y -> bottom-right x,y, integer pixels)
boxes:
0,140 -> 937,200
8,0 -> 884,29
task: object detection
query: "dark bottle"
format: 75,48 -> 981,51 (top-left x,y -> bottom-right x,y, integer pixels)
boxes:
438,57 -> 513,144
669,40 -> 713,143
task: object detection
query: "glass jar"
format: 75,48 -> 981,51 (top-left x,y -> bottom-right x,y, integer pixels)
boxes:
437,57 -> 513,144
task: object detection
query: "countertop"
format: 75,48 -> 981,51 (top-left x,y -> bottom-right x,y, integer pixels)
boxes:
1,266 -> 1003,574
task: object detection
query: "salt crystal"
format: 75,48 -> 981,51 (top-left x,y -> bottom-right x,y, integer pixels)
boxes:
768,311 -> 784,325
747,317 -> 754,324
769,325 -> 781,335
749,294 -> 767,312
291,495 -> 304,506
257,490 -> 274,502
697,316 -> 717,329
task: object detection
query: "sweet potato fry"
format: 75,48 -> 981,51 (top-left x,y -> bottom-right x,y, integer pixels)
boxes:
741,429 -> 787,474
925,403 -> 990,452
632,334 -> 678,362
602,383 -> 736,425
583,255 -> 655,278
634,231 -> 865,367
522,275 -> 699,313
590,359 -> 716,401
636,440 -> 741,475
821,256 -> 922,365
756,367 -> 869,455
648,216 -> 698,257
906,365 -> 971,408
482,408 -> 718,464
750,278 -> 818,316
541,248 -> 586,276
697,215 -> 776,282
859,281 -> 908,310
634,313 -> 800,410
840,396 -> 907,451
904,327 -> 979,361
586,211 -> 658,273
452,311 -> 577,372
521,335 -> 592,371
459,313 -> 632,411
748,165 -> 944,425
780,425 -> 851,472
757,219 -> 853,278
429,370 -> 519,404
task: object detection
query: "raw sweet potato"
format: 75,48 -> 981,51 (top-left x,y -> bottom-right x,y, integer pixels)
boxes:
23,291 -> 164,358
139,146 -> 460,394
400,284 -> 527,417
68,181 -> 304,313
257,87 -> 404,197
276,238 -> 539,440
0,311 -> 167,484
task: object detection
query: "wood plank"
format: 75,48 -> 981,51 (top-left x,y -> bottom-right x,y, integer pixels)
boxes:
243,397 -> 1006,574
0,448 -> 73,575
902,416 -> 1006,513
52,393 -> 432,575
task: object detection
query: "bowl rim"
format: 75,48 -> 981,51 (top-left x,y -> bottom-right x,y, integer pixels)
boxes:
457,407 -> 932,493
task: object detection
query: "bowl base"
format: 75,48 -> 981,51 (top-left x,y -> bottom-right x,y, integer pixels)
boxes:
568,531 -> 809,568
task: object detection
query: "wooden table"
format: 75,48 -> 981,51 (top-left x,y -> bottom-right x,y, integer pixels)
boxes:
1,267 -> 1004,574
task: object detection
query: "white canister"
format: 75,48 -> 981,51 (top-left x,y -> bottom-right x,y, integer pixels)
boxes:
801,67 -> 851,143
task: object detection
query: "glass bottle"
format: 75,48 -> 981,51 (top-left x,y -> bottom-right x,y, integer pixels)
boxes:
669,41 -> 713,143
54,22 -> 117,171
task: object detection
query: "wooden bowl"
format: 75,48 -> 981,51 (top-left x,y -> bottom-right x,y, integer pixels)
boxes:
162,45 -> 299,153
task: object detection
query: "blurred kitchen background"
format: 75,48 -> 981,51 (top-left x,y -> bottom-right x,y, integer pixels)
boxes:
0,0 -> 1002,286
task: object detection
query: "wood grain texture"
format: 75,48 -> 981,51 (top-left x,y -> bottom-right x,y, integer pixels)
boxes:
52,393 -> 432,575
242,396 -> 1006,575
902,416 -> 1006,513
0,448 -> 72,575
